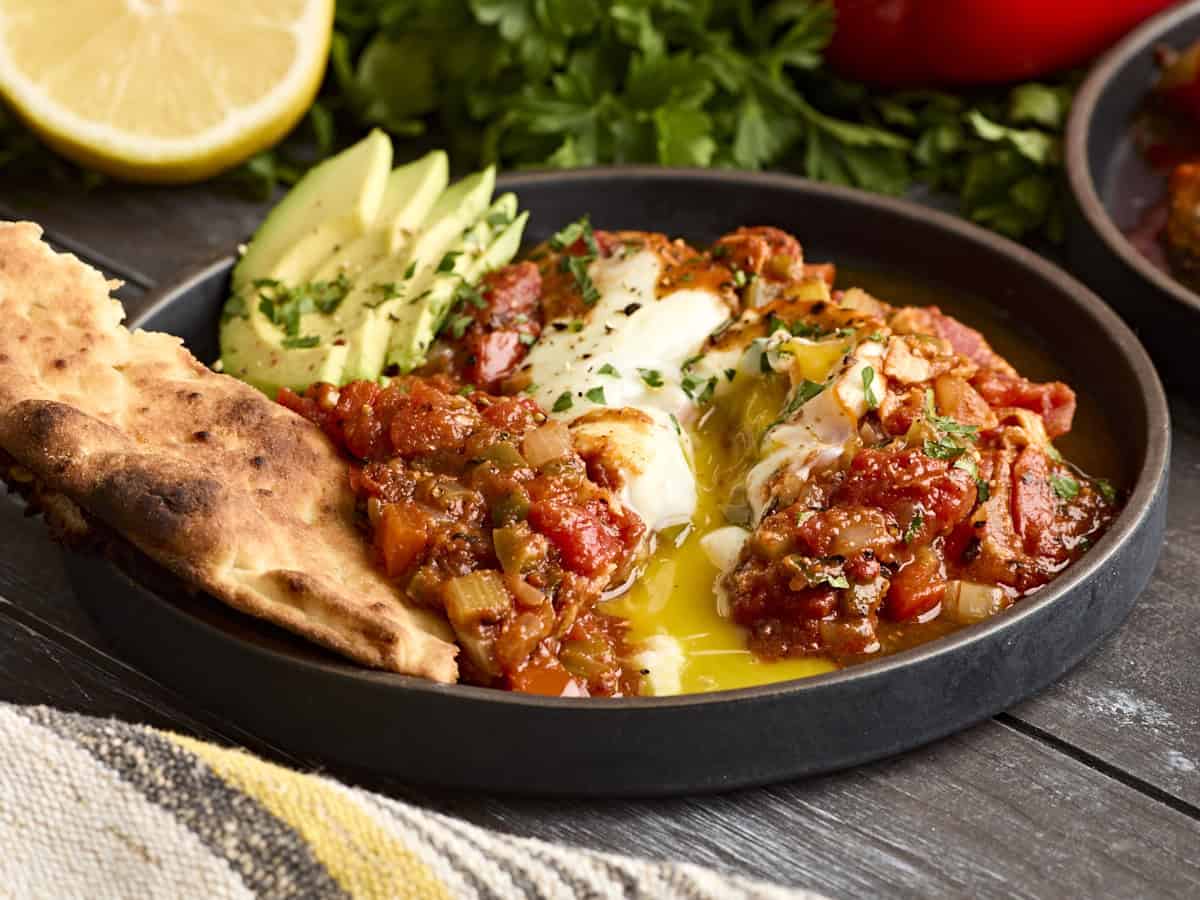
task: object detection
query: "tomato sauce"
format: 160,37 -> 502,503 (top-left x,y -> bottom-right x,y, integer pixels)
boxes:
280,377 -> 644,696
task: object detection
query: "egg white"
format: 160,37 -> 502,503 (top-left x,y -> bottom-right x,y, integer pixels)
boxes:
523,248 -> 732,533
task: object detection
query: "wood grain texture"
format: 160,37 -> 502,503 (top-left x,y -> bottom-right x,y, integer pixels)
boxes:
0,177 -> 268,288
400,722 -> 1200,899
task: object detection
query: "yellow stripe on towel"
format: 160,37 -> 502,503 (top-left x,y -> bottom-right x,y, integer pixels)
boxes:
168,735 -> 451,900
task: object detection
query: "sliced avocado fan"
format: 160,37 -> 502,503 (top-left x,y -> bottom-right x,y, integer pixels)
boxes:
219,131 -> 528,397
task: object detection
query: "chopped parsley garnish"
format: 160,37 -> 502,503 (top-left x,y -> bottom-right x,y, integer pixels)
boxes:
903,511 -> 924,544
796,509 -> 815,526
953,456 -> 991,502
221,293 -> 248,322
732,268 -> 748,288
764,379 -> 826,436
365,281 -> 402,308
552,392 -> 574,413
455,282 -> 487,309
1050,473 -> 1080,500
816,572 -> 850,589
585,386 -> 607,405
759,346 -> 773,374
711,244 -> 730,259
1096,479 -> 1117,504
569,320 -> 584,333
549,215 -> 599,255
866,331 -> 885,342
920,388 -> 978,462
518,332 -> 536,346
445,314 -> 475,339
457,384 -> 476,396
559,254 -> 600,305
725,368 -> 737,382
862,365 -> 878,410
669,413 -> 682,436
598,362 -> 620,377
638,368 -> 664,388
681,373 -> 717,405
404,260 -> 417,279
436,251 -> 461,273
681,354 -> 703,371
922,438 -> 966,460
254,274 -> 351,337
281,334 -> 320,349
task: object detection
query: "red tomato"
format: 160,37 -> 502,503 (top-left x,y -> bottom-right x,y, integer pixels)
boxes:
827,0 -> 1181,87
883,547 -> 947,621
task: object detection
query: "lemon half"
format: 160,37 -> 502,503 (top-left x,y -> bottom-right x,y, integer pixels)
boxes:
0,0 -> 333,183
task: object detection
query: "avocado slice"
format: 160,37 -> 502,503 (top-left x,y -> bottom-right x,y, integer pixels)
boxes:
337,168 -> 498,382
383,205 -> 528,374
232,129 -> 392,291
310,150 -> 449,284
219,144 -> 453,396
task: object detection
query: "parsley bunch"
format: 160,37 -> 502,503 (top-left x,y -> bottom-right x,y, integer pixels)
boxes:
0,0 -> 1075,242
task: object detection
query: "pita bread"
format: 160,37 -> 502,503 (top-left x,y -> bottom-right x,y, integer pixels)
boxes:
0,222 -> 458,682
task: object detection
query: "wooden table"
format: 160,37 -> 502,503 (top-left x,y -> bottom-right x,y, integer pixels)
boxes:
2,177 -> 1198,899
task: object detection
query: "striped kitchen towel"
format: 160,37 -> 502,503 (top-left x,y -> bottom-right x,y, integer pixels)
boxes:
0,704 -> 821,899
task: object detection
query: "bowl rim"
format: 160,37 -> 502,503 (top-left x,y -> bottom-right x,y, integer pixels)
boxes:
131,165 -> 1171,712
1065,0 -> 1200,317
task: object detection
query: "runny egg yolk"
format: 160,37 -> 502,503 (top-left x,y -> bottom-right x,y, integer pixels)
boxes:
603,373 -> 837,695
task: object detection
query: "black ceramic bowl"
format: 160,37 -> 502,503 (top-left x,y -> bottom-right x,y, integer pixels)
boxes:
1065,0 -> 1200,385
68,169 -> 1169,797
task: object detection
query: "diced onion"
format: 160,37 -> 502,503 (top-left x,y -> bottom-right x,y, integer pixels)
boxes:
443,571 -> 512,627
941,580 -> 1010,624
522,420 -> 572,467
503,572 -> 547,609
700,526 -> 749,573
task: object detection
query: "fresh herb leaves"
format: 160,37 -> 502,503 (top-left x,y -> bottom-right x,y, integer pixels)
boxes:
921,388 -> 977,462
10,3 -> 1072,244
585,386 -> 606,405
903,511 -> 924,544
552,392 -> 574,413
1050,473 -> 1080,500
681,373 -> 717,405
254,274 -> 350,338
638,368 -> 664,388
862,365 -> 878,411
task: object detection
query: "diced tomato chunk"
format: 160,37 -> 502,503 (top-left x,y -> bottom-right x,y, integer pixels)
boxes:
883,547 -> 946,621
528,500 -> 624,576
973,370 -> 1076,438
508,664 -> 588,697
464,330 -> 526,390
837,448 -> 977,539
1011,446 -> 1057,557
477,394 -> 543,433
375,503 -> 429,577
473,261 -> 542,327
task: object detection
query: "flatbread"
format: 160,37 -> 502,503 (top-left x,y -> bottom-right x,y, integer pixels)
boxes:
0,222 -> 458,682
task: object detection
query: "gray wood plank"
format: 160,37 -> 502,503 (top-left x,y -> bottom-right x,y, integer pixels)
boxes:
397,721 -> 1200,899
0,176 -> 268,288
